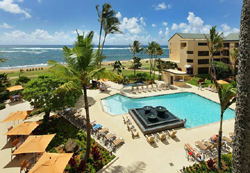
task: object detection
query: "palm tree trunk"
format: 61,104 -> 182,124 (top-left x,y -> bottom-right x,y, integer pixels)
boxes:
232,0 -> 250,172
83,85 -> 91,161
153,56 -> 157,82
100,33 -> 107,68
133,53 -> 136,76
210,50 -> 216,82
150,54 -> 153,77
43,109 -> 51,122
98,24 -> 103,68
217,111 -> 224,169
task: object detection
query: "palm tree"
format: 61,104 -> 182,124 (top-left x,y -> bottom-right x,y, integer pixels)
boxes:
204,26 -> 224,80
129,40 -> 144,75
230,48 -> 239,80
152,43 -> 163,82
132,56 -> 142,75
232,0 -> 250,172
96,3 -> 118,68
100,17 -> 122,65
48,31 -> 120,161
213,78 -> 236,169
145,41 -> 157,77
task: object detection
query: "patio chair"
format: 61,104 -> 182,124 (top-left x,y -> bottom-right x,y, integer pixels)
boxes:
209,85 -> 216,92
145,134 -> 155,143
131,86 -> 137,94
131,129 -> 140,138
136,86 -> 142,94
195,141 -> 212,155
146,85 -> 152,92
184,143 -> 204,162
229,132 -> 234,139
168,129 -> 177,138
142,85 -> 147,93
151,84 -> 157,92
204,84 -> 211,90
160,83 -> 167,90
20,159 -> 32,173
112,137 -> 124,150
156,84 -> 162,91
9,95 -> 15,102
127,123 -> 135,131
223,136 -> 232,146
157,131 -> 166,141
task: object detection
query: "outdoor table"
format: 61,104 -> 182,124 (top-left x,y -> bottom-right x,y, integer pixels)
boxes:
12,95 -> 21,101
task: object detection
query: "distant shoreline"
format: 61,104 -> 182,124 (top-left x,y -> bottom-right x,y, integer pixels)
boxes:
0,58 -> 169,73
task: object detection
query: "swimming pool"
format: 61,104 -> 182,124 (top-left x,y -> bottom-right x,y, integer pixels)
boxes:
101,92 -> 235,128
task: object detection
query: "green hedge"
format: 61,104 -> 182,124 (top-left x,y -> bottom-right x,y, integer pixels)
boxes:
0,103 -> 6,110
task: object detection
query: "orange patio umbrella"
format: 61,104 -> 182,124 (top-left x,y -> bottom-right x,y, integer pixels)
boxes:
1,110 -> 32,123
12,134 -> 56,155
217,80 -> 229,84
6,85 -> 24,92
29,153 -> 73,173
4,121 -> 42,136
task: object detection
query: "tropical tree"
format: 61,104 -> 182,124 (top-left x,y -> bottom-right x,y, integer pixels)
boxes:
113,60 -> 124,75
230,48 -> 239,80
212,79 -> 236,169
23,74 -> 82,122
152,43 -> 164,82
232,0 -> 250,172
96,3 -> 121,68
214,61 -> 230,79
145,41 -> 157,77
204,26 -> 224,80
132,56 -> 142,75
48,31 -> 120,161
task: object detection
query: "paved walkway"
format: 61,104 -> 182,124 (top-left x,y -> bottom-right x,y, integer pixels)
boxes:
0,82 -> 235,173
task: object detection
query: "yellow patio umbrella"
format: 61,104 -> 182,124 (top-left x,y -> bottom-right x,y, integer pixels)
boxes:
6,85 -> 24,92
28,153 -> 73,173
4,121 -> 42,136
1,110 -> 32,123
12,134 -> 56,155
217,80 -> 229,84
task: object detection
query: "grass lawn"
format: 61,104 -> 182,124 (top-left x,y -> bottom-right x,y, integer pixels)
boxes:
187,77 -> 214,88
5,69 -> 50,78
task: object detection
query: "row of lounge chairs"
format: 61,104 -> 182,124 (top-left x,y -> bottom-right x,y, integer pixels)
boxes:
145,130 -> 177,144
91,120 -> 125,151
123,116 -> 140,139
204,85 -> 218,93
185,132 -> 234,162
131,84 -> 170,94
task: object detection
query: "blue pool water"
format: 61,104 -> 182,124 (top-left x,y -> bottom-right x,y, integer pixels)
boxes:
101,92 -> 235,128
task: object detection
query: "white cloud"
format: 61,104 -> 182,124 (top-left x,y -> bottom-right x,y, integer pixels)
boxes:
170,12 -> 211,34
16,0 -> 23,2
162,22 -> 168,26
0,0 -> 31,18
115,12 -> 122,19
152,23 -> 157,27
159,27 -> 170,40
1,29 -> 74,44
38,0 -> 42,3
0,22 -> 13,29
159,30 -> 164,38
154,2 -> 172,11
119,16 -> 145,34
140,17 -> 146,26
220,23 -> 239,36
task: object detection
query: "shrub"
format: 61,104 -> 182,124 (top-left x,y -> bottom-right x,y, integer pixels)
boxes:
91,146 -> 101,161
0,103 -> 6,110
68,156 -> 77,168
77,159 -> 88,172
15,76 -> 30,85
207,158 -> 215,170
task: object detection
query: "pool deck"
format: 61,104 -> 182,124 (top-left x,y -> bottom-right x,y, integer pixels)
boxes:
0,81 -> 235,173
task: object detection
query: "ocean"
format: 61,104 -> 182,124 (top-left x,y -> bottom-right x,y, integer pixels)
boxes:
0,45 -> 169,70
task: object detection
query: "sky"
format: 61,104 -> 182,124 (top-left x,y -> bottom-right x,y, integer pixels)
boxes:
0,0 -> 243,45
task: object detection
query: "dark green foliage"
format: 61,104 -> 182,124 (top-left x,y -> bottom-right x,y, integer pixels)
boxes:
207,158 -> 215,170
113,60 -> 124,74
132,56 -> 142,75
0,103 -> 5,110
214,61 -> 230,79
0,73 -> 10,103
15,76 -> 30,85
22,74 -> 82,121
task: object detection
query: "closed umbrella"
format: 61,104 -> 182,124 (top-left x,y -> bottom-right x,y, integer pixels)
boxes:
6,85 -> 24,92
29,153 -> 73,173
12,134 -> 56,155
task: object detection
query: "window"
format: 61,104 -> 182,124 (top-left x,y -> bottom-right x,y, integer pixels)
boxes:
214,58 -> 221,62
198,51 -> 209,56
198,42 -> 207,46
198,59 -> 209,64
235,43 -> 239,48
187,51 -> 193,54
223,50 -> 229,56
222,58 -> 230,64
187,59 -> 193,63
181,43 -> 187,49
186,68 -> 193,75
198,67 -> 209,74
223,43 -> 230,48
214,51 -> 221,56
